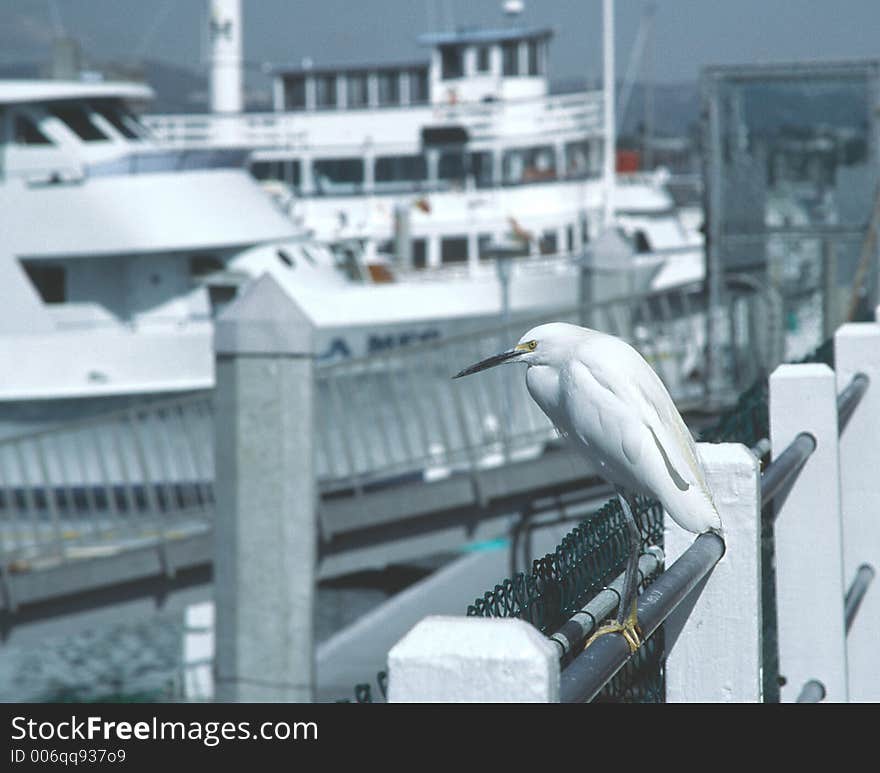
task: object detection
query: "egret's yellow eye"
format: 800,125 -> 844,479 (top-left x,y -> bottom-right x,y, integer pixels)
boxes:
527,340 -> 537,351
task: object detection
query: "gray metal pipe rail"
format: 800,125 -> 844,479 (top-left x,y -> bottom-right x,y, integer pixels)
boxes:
796,679 -> 826,703
845,563 -> 876,634
761,432 -> 817,509
559,532 -> 725,703
837,373 -> 870,435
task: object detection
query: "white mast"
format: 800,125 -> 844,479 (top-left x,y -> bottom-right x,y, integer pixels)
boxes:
209,0 -> 243,114
602,0 -> 616,227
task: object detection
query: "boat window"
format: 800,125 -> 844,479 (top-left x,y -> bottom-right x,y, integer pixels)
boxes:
375,155 -> 427,188
347,73 -> 368,107
476,46 -> 491,73
441,236 -> 468,264
468,151 -> 494,188
315,75 -> 337,109
250,159 -> 301,190
23,262 -> 66,303
409,68 -> 429,104
502,145 -> 556,184
190,255 -> 223,277
438,150 -> 466,184
49,104 -> 109,141
90,100 -> 140,139
285,76 -> 306,109
565,140 -> 594,179
527,40 -> 541,76
634,230 -> 652,253
478,234 -> 495,260
440,46 -> 464,80
377,71 -> 400,106
502,41 -> 519,76
13,114 -> 53,145
540,230 -> 558,255
313,157 -> 364,194
411,239 -> 427,269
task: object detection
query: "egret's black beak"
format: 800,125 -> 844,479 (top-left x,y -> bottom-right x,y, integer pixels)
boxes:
452,348 -> 520,379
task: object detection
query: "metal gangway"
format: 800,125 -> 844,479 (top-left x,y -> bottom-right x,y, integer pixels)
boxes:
0,277 -> 781,618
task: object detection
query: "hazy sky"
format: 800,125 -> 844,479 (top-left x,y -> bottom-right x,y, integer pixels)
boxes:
2,0 -> 879,84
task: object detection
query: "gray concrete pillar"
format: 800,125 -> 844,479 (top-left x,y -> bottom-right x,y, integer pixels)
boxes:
213,273 -> 316,702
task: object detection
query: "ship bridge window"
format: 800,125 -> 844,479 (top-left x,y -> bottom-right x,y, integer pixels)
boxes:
476,46 -> 491,73
90,100 -> 141,140
250,158 -> 301,190
13,114 -> 53,145
315,75 -> 337,109
375,155 -> 427,189
347,73 -> 368,107
378,71 -> 400,106
409,68 -> 429,104
189,255 -> 223,277
502,41 -> 519,76
441,236 -> 468,264
49,104 -> 108,142
23,262 -> 66,304
313,157 -> 364,194
284,76 -> 306,110
412,239 -> 427,269
527,40 -> 541,76
502,145 -> 556,185
438,150 -> 466,185
440,46 -> 464,80
469,151 -> 494,188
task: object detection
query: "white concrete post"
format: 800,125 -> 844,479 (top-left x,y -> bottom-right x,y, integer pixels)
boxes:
387,616 -> 559,702
213,274 -> 316,702
835,321 -> 880,701
769,363 -> 847,702
664,442 -> 762,702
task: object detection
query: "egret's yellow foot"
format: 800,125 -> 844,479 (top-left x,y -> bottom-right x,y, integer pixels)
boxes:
584,599 -> 642,654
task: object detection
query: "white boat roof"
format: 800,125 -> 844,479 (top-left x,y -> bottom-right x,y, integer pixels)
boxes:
0,80 -> 154,106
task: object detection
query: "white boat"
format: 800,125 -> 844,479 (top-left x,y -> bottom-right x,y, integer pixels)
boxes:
0,1 -> 705,417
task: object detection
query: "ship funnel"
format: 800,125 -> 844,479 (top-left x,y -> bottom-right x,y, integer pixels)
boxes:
209,0 -> 243,113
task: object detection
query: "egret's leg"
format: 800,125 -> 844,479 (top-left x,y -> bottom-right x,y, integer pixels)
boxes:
584,491 -> 643,654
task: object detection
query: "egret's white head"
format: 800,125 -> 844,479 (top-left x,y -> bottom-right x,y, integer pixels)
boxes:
452,321 -> 586,378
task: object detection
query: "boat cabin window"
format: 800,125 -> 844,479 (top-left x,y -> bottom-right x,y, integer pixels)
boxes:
347,73 -> 368,108
476,46 -> 491,73
440,46 -> 464,80
13,114 -> 53,145
49,104 -> 108,142
378,72 -> 400,106
634,230 -> 652,254
23,262 -> 66,304
285,76 -> 306,110
540,230 -> 557,255
502,145 -> 556,185
440,236 -> 468,264
315,75 -> 337,109
313,157 -> 364,194
189,255 -> 223,277
438,150 -> 466,185
90,100 -> 141,140
478,234 -> 494,260
409,68 -> 429,104
375,155 -> 427,188
250,158 -> 301,190
502,42 -> 519,76
527,40 -> 541,76
411,239 -> 427,269
468,151 -> 494,188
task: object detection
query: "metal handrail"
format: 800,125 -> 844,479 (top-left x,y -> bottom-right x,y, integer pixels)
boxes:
837,373 -> 870,435
845,564 -> 876,634
761,432 -> 817,509
559,532 -> 725,703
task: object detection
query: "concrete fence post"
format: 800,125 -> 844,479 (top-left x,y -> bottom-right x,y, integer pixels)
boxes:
213,273 -> 316,702
386,615 -> 560,702
835,321 -> 880,702
769,363 -> 847,702
664,442 -> 762,702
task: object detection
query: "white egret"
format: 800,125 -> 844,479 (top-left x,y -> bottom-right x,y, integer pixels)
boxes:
453,322 -> 723,652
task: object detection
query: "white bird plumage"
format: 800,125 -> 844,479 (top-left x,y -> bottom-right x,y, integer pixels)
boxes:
453,320 -> 722,652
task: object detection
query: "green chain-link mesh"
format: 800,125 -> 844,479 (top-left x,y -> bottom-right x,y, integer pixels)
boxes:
347,336 -> 836,703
